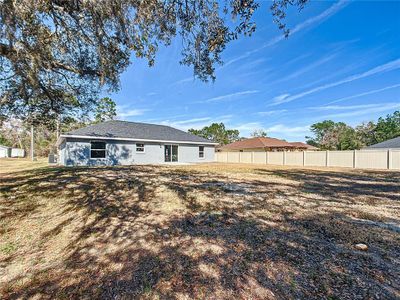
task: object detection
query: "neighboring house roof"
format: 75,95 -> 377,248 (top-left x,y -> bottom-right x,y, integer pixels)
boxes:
290,142 -> 319,150
59,120 -> 217,145
363,136 -> 400,149
220,137 -> 295,150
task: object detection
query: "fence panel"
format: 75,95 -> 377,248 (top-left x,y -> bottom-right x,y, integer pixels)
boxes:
268,152 -> 284,165
240,152 -> 252,163
391,150 -> 400,170
227,152 -> 240,163
285,152 -> 303,166
356,150 -> 388,169
215,152 -> 227,163
215,150 -> 397,170
329,151 -> 354,168
11,148 -> 25,157
305,151 -> 326,167
253,152 -> 267,164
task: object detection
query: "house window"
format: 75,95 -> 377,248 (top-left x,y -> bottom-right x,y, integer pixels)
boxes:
136,143 -> 145,152
90,141 -> 106,158
199,146 -> 204,158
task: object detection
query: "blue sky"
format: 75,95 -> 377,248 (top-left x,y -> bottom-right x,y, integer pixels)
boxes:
107,0 -> 400,142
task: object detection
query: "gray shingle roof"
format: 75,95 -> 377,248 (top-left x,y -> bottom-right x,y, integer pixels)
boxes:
63,120 -> 215,144
364,136 -> 400,149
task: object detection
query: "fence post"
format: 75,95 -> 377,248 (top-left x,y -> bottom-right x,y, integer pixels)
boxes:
353,150 -> 357,168
303,151 -> 306,166
251,151 -> 254,164
326,150 -> 330,167
239,151 -> 242,163
266,151 -> 269,165
388,149 -> 392,170
283,151 -> 287,166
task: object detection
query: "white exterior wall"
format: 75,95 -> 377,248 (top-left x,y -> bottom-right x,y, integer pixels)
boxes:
11,148 -> 25,157
60,138 -> 215,166
0,146 -> 10,158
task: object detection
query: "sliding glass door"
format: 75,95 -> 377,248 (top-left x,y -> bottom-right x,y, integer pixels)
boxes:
164,145 -> 178,162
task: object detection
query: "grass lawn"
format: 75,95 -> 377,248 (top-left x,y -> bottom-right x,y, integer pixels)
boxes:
0,159 -> 399,299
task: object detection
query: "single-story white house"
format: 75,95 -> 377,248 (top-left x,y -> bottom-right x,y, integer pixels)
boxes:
56,120 -> 218,166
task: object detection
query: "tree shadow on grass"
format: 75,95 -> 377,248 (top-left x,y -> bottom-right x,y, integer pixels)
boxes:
254,168 -> 400,203
0,165 -> 399,299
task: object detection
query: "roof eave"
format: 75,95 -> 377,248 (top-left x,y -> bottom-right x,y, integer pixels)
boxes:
58,134 -> 218,146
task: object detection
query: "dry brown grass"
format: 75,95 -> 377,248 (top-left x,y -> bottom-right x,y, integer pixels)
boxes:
0,158 -> 48,174
0,161 -> 399,299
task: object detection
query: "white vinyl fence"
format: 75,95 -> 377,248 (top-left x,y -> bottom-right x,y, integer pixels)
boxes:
215,150 -> 400,170
11,148 -> 25,157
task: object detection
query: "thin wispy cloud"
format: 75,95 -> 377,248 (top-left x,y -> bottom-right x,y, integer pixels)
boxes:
232,122 -> 264,136
257,109 -> 288,116
267,124 -> 311,138
172,77 -> 194,85
272,53 -> 338,84
321,102 -> 400,119
199,90 -> 259,103
272,58 -> 400,105
118,109 -> 149,118
221,0 -> 349,68
171,117 -> 212,125
287,0 -> 349,36
272,94 -> 291,104
326,83 -> 400,104
160,115 -> 233,131
310,103 -> 384,111
116,106 -> 149,119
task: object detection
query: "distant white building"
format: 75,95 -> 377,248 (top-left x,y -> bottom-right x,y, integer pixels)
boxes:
0,145 -> 25,158
0,145 -> 11,158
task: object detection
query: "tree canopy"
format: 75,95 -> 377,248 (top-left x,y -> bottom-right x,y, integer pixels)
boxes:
250,129 -> 267,137
94,97 -> 117,123
306,110 -> 400,150
0,0 -> 309,124
188,122 -> 240,145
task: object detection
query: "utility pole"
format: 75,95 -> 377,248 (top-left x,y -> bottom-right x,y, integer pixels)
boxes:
31,125 -> 34,161
56,116 -> 60,139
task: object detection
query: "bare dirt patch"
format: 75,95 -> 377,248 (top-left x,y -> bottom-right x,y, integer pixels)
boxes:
0,161 -> 399,299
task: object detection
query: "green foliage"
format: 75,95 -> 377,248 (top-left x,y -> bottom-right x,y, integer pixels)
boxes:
0,1 -> 309,125
250,129 -> 268,137
188,123 -> 240,145
306,111 -> 400,150
0,132 -> 11,146
307,120 -> 362,150
355,121 -> 377,146
0,242 -> 17,255
94,97 -> 117,123
0,115 -> 90,157
374,111 -> 400,142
